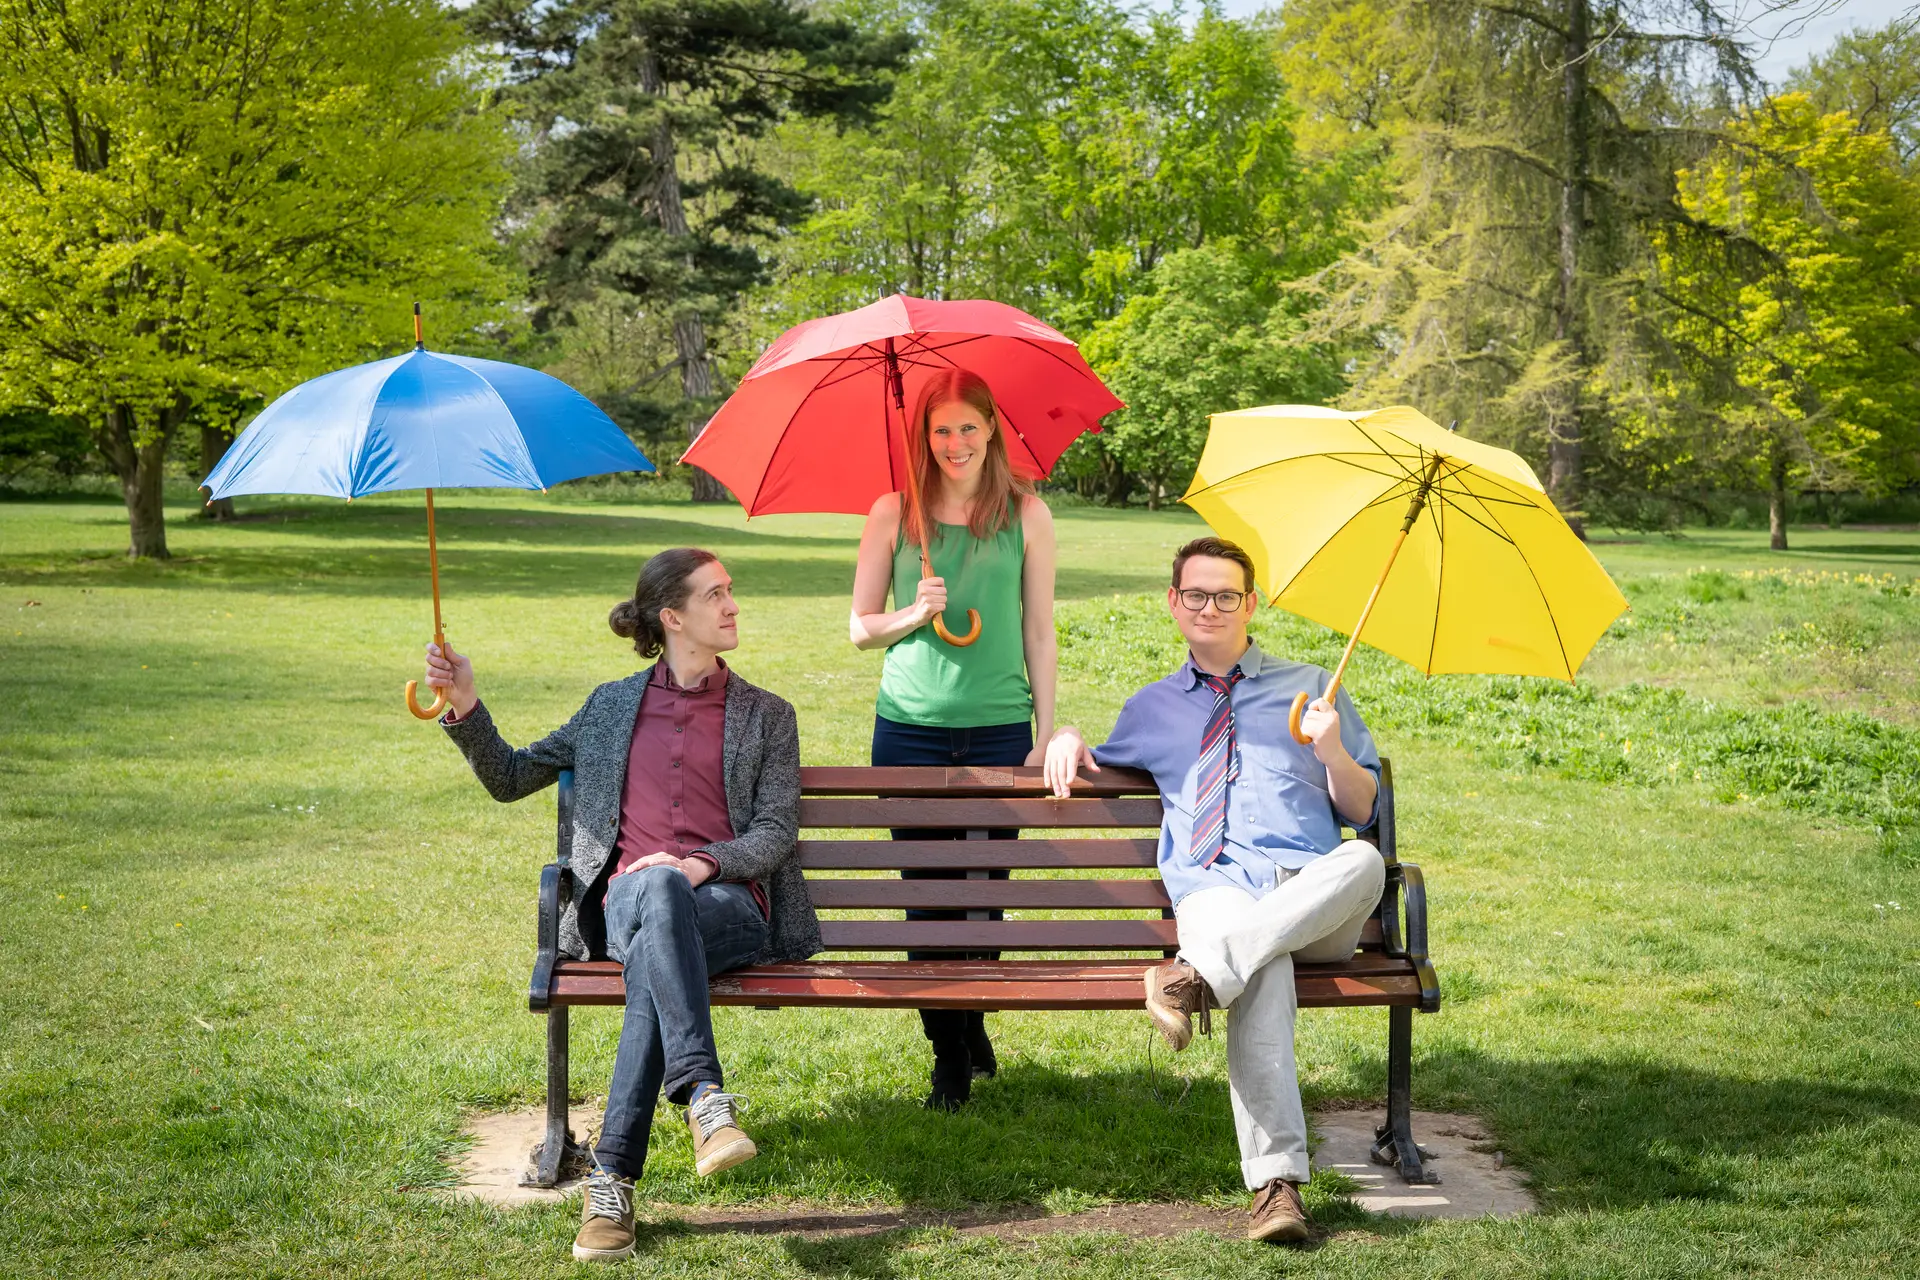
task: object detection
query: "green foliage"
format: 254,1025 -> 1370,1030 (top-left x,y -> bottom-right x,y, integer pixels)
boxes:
0,408 -> 90,487
1078,242 -> 1341,505
769,0 -> 1309,326
0,0 -> 514,554
1659,93 -> 1920,503
1788,18 -> 1920,169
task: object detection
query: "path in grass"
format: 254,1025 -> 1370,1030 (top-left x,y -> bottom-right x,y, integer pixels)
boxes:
2,492 -> 1917,1278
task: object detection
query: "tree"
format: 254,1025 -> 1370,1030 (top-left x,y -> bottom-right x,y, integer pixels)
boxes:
475,0 -> 907,500
0,0 -> 512,558
1658,94 -> 1920,549
1787,18 -> 1920,170
1081,242 -> 1342,507
1278,0 -> 1765,535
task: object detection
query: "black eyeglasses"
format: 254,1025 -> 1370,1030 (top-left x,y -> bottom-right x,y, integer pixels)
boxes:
1177,589 -> 1250,612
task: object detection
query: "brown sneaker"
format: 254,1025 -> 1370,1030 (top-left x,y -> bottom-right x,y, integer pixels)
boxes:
1247,1178 -> 1311,1243
1144,958 -> 1214,1051
687,1089 -> 757,1176
572,1169 -> 636,1262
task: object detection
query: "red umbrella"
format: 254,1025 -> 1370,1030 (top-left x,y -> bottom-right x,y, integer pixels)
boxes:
683,294 -> 1123,517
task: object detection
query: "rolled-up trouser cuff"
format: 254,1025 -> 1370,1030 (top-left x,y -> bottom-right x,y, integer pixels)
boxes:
1176,944 -> 1245,1008
1242,1152 -> 1310,1190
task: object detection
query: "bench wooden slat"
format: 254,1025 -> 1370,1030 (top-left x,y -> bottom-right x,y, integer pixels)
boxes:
807,879 -> 1172,910
808,913 -> 1383,949
799,838 -> 1159,869
818,918 -> 1177,950
800,796 -> 1164,829
799,765 -> 1158,797
547,957 -> 1422,1010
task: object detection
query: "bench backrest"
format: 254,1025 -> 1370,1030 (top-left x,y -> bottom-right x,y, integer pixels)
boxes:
792,761 -> 1396,955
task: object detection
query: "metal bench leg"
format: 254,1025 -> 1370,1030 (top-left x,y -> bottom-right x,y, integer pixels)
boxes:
1370,1005 -> 1438,1184
525,1007 -> 576,1188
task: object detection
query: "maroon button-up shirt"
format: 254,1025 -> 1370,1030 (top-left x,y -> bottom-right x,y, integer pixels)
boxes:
608,659 -> 764,916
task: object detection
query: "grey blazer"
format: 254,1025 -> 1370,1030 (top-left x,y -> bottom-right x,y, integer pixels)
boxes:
443,665 -> 820,966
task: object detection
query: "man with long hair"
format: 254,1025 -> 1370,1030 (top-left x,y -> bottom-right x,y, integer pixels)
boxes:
423,548 -> 816,1263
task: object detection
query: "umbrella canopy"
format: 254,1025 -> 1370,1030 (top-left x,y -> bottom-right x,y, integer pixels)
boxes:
681,293 -> 1123,516
202,322 -> 652,719
1183,404 -> 1627,689
205,347 -> 652,500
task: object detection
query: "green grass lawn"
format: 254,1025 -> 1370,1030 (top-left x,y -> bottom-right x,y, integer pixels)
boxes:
3,490 -> 1917,1278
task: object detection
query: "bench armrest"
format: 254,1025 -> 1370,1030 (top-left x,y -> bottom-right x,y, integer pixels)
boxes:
1395,861 -> 1441,1013
529,769 -> 577,1012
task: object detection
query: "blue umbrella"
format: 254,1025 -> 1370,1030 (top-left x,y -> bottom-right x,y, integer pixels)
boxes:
204,304 -> 653,719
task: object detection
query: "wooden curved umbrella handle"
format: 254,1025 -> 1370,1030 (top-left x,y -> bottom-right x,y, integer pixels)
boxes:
406,679 -> 449,720
932,607 -> 982,647
1288,690 -> 1314,745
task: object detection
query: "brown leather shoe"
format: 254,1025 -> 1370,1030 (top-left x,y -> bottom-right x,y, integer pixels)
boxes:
1144,958 -> 1214,1051
1247,1178 -> 1311,1243
572,1170 -> 636,1262
687,1090 -> 757,1176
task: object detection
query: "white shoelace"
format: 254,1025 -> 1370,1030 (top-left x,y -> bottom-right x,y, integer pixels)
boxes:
584,1170 -> 633,1222
688,1090 -> 748,1140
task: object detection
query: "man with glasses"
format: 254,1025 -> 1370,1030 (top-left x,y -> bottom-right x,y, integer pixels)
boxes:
1043,536 -> 1384,1244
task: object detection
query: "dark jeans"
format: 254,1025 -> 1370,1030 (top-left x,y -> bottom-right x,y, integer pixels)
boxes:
593,867 -> 768,1180
870,715 -> 1032,1059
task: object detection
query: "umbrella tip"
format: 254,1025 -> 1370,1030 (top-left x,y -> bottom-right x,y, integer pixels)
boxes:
1446,419 -> 1458,431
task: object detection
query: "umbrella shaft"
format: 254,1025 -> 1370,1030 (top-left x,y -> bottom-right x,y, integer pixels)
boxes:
1326,530 -> 1402,701
1326,453 -> 1446,700
426,487 -> 445,647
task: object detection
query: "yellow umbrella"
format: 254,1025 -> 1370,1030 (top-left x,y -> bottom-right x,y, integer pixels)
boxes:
1181,405 -> 1628,743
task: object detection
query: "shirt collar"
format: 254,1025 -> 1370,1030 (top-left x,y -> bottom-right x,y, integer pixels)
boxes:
650,655 -> 730,694
1183,640 -> 1265,689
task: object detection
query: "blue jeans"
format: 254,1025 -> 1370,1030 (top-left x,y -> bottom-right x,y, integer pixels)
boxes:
593,867 -> 768,1180
870,716 -> 1032,1056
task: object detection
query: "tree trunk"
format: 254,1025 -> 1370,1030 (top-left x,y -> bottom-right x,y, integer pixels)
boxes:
675,315 -> 729,504
200,424 -> 235,521
1548,0 -> 1592,540
96,404 -> 178,559
1097,444 -> 1132,507
640,50 -> 728,504
1768,436 -> 1789,551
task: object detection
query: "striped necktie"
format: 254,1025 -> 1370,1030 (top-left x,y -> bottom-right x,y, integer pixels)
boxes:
1190,666 -> 1244,868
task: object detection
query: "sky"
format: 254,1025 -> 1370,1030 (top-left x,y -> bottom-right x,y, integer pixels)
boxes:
1215,0 -> 1917,82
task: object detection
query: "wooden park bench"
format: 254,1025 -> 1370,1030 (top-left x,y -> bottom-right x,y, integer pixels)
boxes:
525,760 -> 1441,1187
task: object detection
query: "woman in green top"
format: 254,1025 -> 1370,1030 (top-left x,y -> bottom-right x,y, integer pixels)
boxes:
850,367 -> 1058,1110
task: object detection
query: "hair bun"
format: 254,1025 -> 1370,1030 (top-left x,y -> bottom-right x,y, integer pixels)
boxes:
608,598 -> 639,638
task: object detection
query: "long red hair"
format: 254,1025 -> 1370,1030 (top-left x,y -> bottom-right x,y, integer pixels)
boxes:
902,368 -> 1032,551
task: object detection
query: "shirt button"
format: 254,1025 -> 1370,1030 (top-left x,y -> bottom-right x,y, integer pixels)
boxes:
672,799 -> 680,807
672,761 -> 681,769
675,726 -> 683,734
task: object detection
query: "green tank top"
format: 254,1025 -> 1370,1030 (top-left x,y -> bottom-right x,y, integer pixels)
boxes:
876,502 -> 1033,729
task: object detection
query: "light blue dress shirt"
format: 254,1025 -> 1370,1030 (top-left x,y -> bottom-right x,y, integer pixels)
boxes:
1092,642 -> 1381,907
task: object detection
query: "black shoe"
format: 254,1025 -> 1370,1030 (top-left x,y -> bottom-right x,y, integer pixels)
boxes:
962,1016 -> 997,1079
925,1052 -> 972,1111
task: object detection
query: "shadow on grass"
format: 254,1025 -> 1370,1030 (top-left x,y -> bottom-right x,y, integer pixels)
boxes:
1778,542 -> 1920,561
589,1045 -> 1920,1273
1417,1049 -> 1917,1210
657,1049 -> 1914,1217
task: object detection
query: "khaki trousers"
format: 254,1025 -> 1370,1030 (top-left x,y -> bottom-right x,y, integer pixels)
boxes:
1173,840 -> 1385,1188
